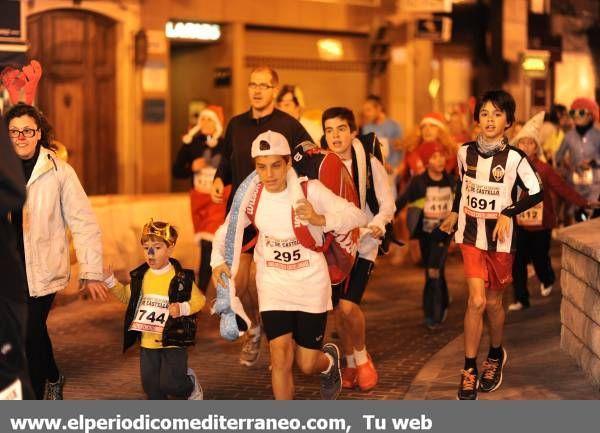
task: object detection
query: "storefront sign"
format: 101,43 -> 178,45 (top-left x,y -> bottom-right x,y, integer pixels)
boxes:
398,0 -> 452,13
165,21 -> 221,41
521,50 -> 550,78
0,0 -> 22,41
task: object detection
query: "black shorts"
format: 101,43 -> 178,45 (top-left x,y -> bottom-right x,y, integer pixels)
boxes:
332,257 -> 374,307
260,310 -> 328,350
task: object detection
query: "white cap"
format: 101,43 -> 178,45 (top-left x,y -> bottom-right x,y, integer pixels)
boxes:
251,130 -> 291,158
511,111 -> 545,147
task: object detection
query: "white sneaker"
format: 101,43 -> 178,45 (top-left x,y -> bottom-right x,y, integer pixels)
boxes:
540,284 -> 553,297
240,327 -> 262,367
508,302 -> 524,311
187,368 -> 203,400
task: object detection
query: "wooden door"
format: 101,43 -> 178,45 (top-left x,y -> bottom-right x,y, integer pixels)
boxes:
27,10 -> 117,195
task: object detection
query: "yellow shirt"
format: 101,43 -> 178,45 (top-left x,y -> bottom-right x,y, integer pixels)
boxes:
110,266 -> 205,349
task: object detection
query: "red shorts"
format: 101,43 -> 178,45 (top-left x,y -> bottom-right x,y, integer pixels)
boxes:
459,244 -> 514,291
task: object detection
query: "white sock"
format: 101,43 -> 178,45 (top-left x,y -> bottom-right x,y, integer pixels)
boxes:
346,355 -> 356,368
321,353 -> 334,374
354,348 -> 368,365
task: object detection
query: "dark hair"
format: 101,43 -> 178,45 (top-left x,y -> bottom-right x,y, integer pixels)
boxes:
250,66 -> 279,86
4,103 -> 56,151
276,85 -> 299,106
474,90 -> 516,128
321,107 -> 357,133
548,104 -> 567,125
366,94 -> 384,110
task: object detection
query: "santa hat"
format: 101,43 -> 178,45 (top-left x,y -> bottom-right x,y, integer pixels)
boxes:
200,105 -> 225,146
571,97 -> 599,122
420,112 -> 447,130
510,111 -> 545,147
418,141 -> 445,164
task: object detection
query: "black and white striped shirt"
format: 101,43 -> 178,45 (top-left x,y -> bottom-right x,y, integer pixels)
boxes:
452,141 -> 543,253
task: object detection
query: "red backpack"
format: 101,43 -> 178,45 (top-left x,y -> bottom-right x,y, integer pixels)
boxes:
244,143 -> 360,285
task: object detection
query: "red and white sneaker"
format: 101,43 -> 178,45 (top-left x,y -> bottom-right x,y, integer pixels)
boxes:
356,355 -> 378,391
341,367 -> 357,389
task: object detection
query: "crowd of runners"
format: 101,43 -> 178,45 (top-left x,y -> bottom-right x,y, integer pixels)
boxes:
1,63 -> 600,401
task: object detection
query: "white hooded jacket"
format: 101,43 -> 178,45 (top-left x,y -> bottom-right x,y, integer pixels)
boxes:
22,147 -> 103,297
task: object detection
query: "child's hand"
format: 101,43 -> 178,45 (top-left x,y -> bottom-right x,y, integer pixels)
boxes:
493,214 -> 511,242
440,212 -> 458,234
212,262 -> 231,287
169,303 -> 181,318
368,224 -> 384,239
295,199 -> 326,226
191,158 -> 205,172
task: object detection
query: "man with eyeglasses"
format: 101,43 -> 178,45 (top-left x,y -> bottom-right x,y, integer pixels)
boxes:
555,98 -> 600,221
211,66 -> 311,367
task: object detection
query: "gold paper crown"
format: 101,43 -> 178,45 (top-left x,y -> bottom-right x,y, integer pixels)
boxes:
141,219 -> 176,246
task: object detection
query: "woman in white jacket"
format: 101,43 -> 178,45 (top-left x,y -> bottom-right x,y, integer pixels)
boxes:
4,103 -> 108,400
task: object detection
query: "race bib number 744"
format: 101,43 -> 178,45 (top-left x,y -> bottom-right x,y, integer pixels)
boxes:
462,177 -> 505,219
129,294 -> 169,334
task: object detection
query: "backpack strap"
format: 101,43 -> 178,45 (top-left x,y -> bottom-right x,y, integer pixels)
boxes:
242,182 -> 263,252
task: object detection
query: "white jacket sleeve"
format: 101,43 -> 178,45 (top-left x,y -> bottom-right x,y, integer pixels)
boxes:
368,156 -> 396,232
308,180 -> 367,234
59,161 -> 103,280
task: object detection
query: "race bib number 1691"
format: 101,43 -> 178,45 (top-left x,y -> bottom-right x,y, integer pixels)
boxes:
462,178 -> 505,219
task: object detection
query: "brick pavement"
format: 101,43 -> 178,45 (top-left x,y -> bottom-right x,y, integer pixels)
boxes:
48,251 -> 468,400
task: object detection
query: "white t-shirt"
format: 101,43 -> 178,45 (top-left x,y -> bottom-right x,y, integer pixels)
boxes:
254,188 -> 332,313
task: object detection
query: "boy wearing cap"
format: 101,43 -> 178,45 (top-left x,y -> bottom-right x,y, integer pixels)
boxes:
322,107 -> 395,392
440,90 -> 543,400
509,112 -> 599,311
211,130 -> 366,400
555,98 -> 600,217
103,220 -> 205,400
395,142 -> 455,329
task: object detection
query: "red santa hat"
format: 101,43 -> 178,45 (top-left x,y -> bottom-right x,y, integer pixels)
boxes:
418,141 -> 445,164
571,97 -> 599,122
420,112 -> 448,130
200,105 -> 225,146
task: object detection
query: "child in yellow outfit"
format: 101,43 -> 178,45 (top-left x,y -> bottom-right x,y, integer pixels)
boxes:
103,220 -> 205,400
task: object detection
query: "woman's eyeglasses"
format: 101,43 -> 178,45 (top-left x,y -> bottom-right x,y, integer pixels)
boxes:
8,128 -> 39,138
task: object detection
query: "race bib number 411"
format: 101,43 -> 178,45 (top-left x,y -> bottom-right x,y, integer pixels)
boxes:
462,177 -> 505,219
129,294 -> 169,334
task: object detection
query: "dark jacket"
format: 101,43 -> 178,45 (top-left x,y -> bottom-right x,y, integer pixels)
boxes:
123,258 -> 197,352
215,108 -> 311,199
0,118 -> 34,398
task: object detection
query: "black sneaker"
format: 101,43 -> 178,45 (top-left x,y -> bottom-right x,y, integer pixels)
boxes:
320,343 -> 342,400
457,368 -> 478,400
478,348 -> 507,392
45,375 -> 65,400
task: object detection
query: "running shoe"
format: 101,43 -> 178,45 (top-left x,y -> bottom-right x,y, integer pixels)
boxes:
356,354 -> 378,391
45,375 -> 65,400
341,367 -> 357,389
457,368 -> 478,400
320,343 -> 342,400
508,301 -> 528,311
187,368 -> 204,400
239,328 -> 262,367
479,348 -> 507,392
540,284 -> 553,297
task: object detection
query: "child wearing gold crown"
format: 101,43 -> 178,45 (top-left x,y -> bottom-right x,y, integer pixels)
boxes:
102,220 -> 205,400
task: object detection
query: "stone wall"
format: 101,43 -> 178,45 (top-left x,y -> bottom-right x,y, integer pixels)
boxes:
558,218 -> 600,385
